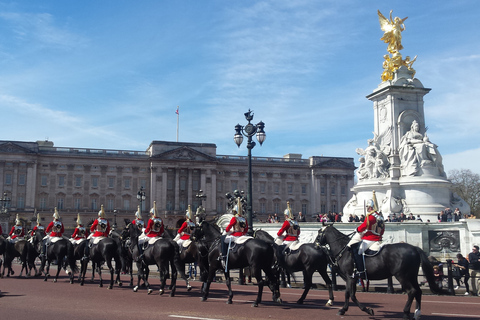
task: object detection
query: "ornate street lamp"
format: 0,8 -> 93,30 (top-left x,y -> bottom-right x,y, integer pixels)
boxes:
137,186 -> 146,214
0,192 -> 10,214
234,109 -> 266,235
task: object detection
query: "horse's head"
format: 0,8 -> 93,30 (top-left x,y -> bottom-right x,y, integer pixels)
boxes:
127,223 -> 141,238
315,222 -> 333,247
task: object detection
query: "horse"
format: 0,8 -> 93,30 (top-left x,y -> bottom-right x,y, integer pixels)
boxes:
0,236 -> 5,276
36,236 -> 78,283
2,238 -> 33,278
125,223 -> 177,296
163,226 -> 209,291
254,229 -> 334,306
193,220 -> 282,307
79,235 -> 122,289
315,224 -> 448,320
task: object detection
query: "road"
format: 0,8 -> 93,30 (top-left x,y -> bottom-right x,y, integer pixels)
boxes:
1,263 -> 479,320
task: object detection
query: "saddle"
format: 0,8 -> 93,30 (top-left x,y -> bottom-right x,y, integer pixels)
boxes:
91,236 -> 106,245
363,241 -> 384,257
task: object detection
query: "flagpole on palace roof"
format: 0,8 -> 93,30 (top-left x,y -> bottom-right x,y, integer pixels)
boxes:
176,106 -> 179,142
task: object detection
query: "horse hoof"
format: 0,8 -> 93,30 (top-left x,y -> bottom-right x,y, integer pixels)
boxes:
252,303 -> 258,307
159,289 -> 164,295
118,282 -> 123,287
187,285 -> 192,291
133,286 -> 138,292
44,278 -> 47,282
80,283 -> 84,286
99,284 -> 103,288
296,299 -> 304,305
201,297 -> 207,302
367,308 -> 374,316
227,301 -> 232,305
277,298 -> 283,304
169,292 -> 175,297
337,310 -> 345,316
148,289 -> 153,295
325,300 -> 333,306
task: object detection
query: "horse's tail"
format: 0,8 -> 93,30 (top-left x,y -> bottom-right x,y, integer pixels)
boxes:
416,247 -> 449,295
66,241 -> 79,274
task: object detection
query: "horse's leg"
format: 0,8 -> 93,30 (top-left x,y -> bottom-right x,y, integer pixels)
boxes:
399,276 -> 421,320
44,260 -> 51,282
297,270 -> 312,305
159,264 -> 168,295
225,269 -> 234,304
53,255 -> 62,282
344,277 -> 374,316
129,260 -> 134,287
90,261 -> 95,283
318,266 -> 334,306
106,259 -> 114,289
252,266 -> 264,307
201,266 -> 216,302
97,263 -> 103,287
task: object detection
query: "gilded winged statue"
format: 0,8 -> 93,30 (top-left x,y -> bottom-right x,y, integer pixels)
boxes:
378,10 -> 408,54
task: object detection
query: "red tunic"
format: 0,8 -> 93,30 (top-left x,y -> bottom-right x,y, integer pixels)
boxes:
356,212 -> 384,241
277,219 -> 300,241
225,216 -> 248,237
90,218 -> 110,237
145,218 -> 164,237
71,225 -> 88,240
9,226 -> 25,239
177,220 -> 195,240
0,224 -> 2,235
46,220 -> 64,237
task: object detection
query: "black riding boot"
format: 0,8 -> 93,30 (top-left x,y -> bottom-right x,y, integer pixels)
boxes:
350,243 -> 366,279
83,240 -> 90,260
218,235 -> 227,268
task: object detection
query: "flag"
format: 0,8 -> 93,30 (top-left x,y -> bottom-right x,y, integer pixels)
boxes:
175,106 -> 179,115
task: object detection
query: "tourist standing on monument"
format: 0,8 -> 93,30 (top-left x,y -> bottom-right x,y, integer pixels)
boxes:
468,246 -> 480,296
297,212 -> 306,222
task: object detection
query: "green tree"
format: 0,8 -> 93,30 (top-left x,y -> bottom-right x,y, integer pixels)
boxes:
448,169 -> 480,217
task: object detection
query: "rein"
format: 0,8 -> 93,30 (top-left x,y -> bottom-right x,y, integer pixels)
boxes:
318,228 -> 355,267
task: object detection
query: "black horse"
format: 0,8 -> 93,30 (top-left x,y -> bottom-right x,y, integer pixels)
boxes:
0,235 -> 5,276
2,238 -> 33,277
315,224 -> 448,320
254,229 -> 334,306
79,236 -> 122,289
125,223 -> 177,296
36,236 -> 78,283
193,220 -> 282,307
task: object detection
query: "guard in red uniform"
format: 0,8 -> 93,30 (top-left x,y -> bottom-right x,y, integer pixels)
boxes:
70,213 -> 88,245
175,205 -> 195,250
84,205 -> 110,258
8,214 -> 25,243
41,208 -> 64,256
219,198 -> 248,267
132,205 -> 145,232
347,191 -> 384,279
276,201 -> 300,248
30,213 -> 45,237
145,201 -> 164,238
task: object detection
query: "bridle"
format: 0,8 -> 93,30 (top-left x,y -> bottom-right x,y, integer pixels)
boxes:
316,225 -> 355,267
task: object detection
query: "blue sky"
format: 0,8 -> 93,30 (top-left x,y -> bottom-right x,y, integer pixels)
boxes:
0,1 -> 479,175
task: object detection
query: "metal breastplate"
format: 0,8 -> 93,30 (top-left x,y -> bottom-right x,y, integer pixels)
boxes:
152,218 -> 162,232
287,219 -> 300,236
78,226 -> 86,236
14,226 -> 23,235
234,216 -> 246,232
97,218 -> 107,232
53,221 -> 62,232
184,221 -> 195,235
37,225 -> 45,231
369,213 -> 385,236
135,220 -> 145,229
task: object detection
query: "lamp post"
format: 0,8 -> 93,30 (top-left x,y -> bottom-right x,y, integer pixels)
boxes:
113,209 -> 118,230
234,109 -> 266,235
0,192 -> 11,233
0,192 -> 10,214
137,186 -> 146,215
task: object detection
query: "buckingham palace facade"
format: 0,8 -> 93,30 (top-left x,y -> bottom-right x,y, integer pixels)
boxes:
0,139 -> 355,231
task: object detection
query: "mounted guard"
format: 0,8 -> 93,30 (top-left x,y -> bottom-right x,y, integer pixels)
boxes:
276,201 -> 300,249
84,205 -> 110,258
30,213 -> 45,238
347,191 -> 385,279
175,205 -> 195,252
219,197 -> 250,269
145,201 -> 164,238
132,205 -> 145,232
70,213 -> 88,245
8,214 -> 25,243
41,208 -> 64,257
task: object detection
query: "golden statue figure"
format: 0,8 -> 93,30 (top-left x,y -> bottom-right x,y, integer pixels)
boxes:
378,10 -> 408,54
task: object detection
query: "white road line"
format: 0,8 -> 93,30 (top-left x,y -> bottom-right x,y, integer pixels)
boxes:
432,313 -> 480,318
169,315 -> 224,320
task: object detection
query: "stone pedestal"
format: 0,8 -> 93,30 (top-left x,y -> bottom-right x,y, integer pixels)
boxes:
344,67 -> 470,222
